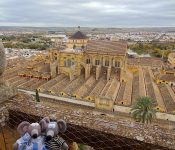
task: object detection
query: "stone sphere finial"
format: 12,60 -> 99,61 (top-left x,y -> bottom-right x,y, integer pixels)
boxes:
0,40 -> 6,76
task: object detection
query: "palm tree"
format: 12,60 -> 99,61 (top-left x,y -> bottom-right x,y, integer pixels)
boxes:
131,96 -> 156,124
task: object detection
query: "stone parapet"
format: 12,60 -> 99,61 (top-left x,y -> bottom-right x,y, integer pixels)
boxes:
7,95 -> 175,149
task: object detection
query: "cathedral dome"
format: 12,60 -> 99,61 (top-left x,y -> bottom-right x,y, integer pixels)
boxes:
69,31 -> 88,39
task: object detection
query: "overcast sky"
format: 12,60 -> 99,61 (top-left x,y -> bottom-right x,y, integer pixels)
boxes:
0,0 -> 175,27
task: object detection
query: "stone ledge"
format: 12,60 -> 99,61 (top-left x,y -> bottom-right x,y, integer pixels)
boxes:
5,93 -> 175,149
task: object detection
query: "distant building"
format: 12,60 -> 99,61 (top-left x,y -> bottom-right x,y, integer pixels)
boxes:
12,29 -> 175,113
49,29 -> 127,110
168,52 -> 175,67
49,29 -> 127,82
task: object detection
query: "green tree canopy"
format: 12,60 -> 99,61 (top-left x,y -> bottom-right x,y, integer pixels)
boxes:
131,96 -> 156,124
128,42 -> 174,58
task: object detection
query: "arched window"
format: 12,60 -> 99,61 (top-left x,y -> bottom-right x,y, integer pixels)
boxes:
64,60 -> 67,67
105,60 -> 109,66
67,59 -> 72,67
64,59 -> 74,67
86,59 -> 91,64
95,60 -> 100,66
115,61 -> 120,67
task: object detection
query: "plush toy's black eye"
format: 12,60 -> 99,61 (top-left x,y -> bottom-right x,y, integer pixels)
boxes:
32,134 -> 38,139
46,135 -> 52,141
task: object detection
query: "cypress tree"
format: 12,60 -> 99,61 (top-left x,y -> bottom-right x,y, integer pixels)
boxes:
73,45 -> 76,49
35,89 -> 40,102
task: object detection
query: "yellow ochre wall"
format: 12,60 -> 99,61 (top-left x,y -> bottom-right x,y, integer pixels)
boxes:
49,48 -> 126,81
67,39 -> 88,48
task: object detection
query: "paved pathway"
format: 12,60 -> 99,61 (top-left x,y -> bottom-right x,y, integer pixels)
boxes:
18,89 -> 95,107
18,89 -> 175,122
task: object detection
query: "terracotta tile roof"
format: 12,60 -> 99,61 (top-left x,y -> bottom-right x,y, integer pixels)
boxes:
127,58 -> 139,65
69,31 -> 88,39
159,74 -> 175,81
42,73 -> 51,78
86,40 -> 127,55
38,63 -> 50,73
127,57 -> 163,67
164,68 -> 175,73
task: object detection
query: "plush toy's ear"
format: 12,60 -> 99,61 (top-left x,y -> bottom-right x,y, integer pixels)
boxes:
39,117 -> 50,132
13,142 -> 19,150
57,119 -> 67,133
17,121 -> 30,135
43,117 -> 50,123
